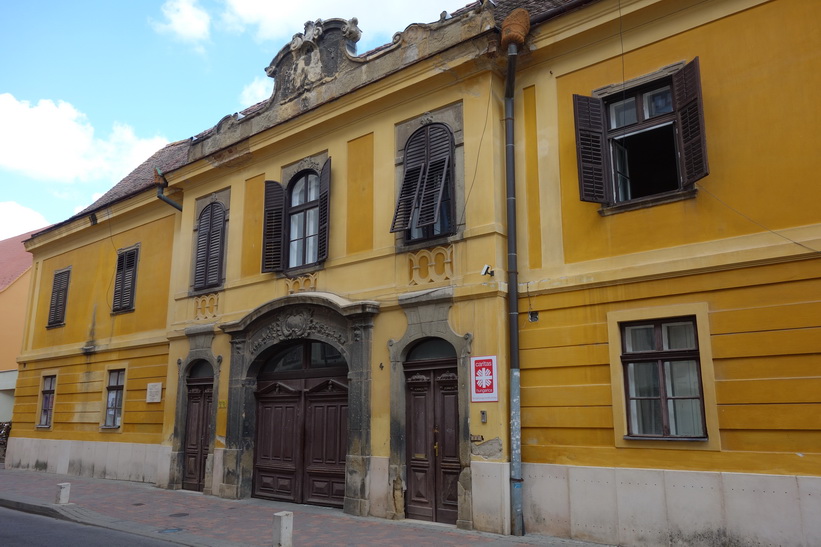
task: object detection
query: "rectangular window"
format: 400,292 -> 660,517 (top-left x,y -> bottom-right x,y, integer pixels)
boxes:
620,317 -> 706,439
47,268 -> 71,327
112,247 -> 139,312
104,369 -> 125,427
573,58 -> 708,208
39,375 -> 56,427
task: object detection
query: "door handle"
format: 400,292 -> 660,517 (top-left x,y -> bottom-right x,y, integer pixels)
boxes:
434,441 -> 439,457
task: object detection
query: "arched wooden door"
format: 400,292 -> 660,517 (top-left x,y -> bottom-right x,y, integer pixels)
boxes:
183,361 -> 213,492
404,338 -> 459,524
253,341 -> 348,507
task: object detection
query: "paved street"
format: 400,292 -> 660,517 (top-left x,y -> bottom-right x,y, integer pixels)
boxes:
0,468 -> 606,547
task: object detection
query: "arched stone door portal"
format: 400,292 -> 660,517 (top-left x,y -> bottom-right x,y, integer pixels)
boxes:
219,293 -> 379,516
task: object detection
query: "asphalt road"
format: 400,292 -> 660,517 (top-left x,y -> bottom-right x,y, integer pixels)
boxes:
0,505 -> 181,547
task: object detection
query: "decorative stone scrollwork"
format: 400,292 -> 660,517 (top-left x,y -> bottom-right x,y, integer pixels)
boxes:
285,273 -> 317,294
342,17 -> 361,43
249,307 -> 346,355
409,245 -> 454,285
194,293 -> 219,320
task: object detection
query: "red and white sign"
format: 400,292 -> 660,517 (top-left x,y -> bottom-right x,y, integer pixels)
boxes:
471,356 -> 498,402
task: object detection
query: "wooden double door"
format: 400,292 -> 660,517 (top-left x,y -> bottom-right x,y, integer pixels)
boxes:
405,363 -> 460,524
253,375 -> 348,507
183,380 -> 213,491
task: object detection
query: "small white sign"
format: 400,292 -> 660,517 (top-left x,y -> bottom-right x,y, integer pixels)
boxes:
471,356 -> 498,402
146,382 -> 163,403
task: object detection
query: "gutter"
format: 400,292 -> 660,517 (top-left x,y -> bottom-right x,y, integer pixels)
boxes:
154,168 -> 183,211
500,8 -> 530,538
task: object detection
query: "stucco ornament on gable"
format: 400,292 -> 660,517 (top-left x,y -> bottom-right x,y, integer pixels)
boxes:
265,18 -> 362,105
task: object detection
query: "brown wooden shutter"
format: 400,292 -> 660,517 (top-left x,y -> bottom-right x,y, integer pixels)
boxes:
573,94 -> 609,203
316,158 -> 331,263
673,57 -> 709,187
415,124 -> 453,229
205,204 -> 225,287
390,130 -> 428,233
194,203 -> 225,289
113,248 -> 138,311
48,269 -> 70,326
262,181 -> 286,272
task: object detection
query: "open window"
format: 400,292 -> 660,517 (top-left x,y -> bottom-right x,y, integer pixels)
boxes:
262,158 -> 331,273
573,58 -> 708,209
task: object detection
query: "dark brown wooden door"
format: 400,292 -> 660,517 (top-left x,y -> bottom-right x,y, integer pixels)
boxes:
406,366 -> 459,524
183,382 -> 212,491
254,377 -> 348,507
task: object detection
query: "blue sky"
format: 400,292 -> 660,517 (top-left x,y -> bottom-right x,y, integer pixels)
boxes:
0,0 -> 469,240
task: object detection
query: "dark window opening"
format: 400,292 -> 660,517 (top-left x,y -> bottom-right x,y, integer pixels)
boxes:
612,123 -> 679,201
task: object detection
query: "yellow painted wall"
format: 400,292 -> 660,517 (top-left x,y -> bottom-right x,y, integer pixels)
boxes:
514,0 -> 821,477
12,343 -> 168,443
31,214 -> 176,350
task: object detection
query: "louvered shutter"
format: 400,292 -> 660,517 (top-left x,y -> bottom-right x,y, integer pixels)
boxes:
673,57 -> 709,187
193,205 -> 212,289
113,248 -> 138,311
316,158 -> 331,263
113,253 -> 125,311
205,204 -> 225,287
573,94 -> 609,203
415,124 -> 453,229
48,269 -> 70,326
262,181 -> 286,272
390,130 -> 428,233
121,249 -> 138,309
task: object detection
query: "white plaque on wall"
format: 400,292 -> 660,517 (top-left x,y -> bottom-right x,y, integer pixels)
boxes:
146,382 -> 163,403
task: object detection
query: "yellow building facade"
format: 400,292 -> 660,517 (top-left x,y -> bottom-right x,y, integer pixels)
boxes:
9,0 -> 821,544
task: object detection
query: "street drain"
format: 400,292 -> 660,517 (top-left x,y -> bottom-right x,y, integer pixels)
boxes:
158,528 -> 183,534
169,513 -> 189,517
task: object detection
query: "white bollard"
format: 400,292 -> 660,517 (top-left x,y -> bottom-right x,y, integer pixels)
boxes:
272,510 -> 293,547
55,483 -> 71,505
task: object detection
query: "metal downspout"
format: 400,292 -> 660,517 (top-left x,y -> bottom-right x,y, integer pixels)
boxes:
155,168 -> 183,211
501,8 -> 530,537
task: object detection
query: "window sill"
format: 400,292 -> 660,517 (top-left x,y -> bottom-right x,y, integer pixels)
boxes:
599,187 -> 697,216
35,425 -> 52,430
100,425 -> 121,431
189,285 -> 224,297
45,323 -> 65,330
111,308 -> 134,316
280,262 -> 324,278
623,435 -> 708,442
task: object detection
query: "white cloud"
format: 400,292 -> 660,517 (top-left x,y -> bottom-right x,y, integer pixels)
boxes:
0,93 -> 168,185
0,202 -> 49,240
219,0 -> 464,49
239,76 -> 273,107
152,0 -> 211,47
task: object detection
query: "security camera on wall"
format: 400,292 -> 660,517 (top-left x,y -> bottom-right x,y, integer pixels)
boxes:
481,264 -> 494,277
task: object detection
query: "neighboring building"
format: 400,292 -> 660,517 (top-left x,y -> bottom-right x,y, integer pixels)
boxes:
0,230 -> 40,422
8,1 -> 821,545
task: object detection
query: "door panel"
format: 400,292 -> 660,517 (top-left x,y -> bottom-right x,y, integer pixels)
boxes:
405,366 -> 459,524
183,384 -> 212,492
254,376 -> 348,508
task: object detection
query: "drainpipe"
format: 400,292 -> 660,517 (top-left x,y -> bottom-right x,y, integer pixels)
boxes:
500,8 -> 530,538
155,168 -> 183,211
